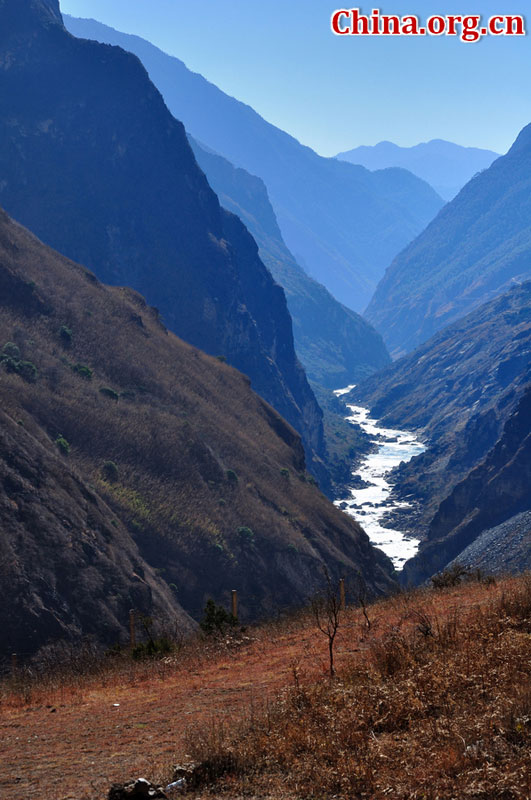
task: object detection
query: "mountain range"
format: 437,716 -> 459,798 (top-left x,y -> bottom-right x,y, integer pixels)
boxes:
402,386 -> 531,584
63,15 -> 444,313
336,139 -> 499,201
0,0 -> 331,488
0,203 -> 394,655
351,281 -> 531,546
366,124 -> 531,357
188,136 -> 391,389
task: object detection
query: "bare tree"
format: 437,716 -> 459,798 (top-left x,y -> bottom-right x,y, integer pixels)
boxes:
354,572 -> 372,631
312,567 -> 343,678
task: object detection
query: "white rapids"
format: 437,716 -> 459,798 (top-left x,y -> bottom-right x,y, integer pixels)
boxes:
333,385 -> 426,570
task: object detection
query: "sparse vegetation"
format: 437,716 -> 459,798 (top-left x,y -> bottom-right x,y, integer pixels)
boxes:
99,386 -> 119,400
200,598 -> 237,636
1,342 -> 38,382
1,576 -> 529,800
0,206 -> 390,667
55,434 -> 70,455
59,324 -> 72,346
184,575 -> 531,800
101,460 -> 119,483
72,362 -> 93,380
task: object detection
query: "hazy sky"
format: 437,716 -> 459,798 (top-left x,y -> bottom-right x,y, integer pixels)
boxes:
59,1 -> 530,156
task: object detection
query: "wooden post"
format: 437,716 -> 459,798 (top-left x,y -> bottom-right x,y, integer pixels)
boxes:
339,578 -> 346,610
231,589 -> 238,621
11,653 -> 17,679
129,609 -> 136,649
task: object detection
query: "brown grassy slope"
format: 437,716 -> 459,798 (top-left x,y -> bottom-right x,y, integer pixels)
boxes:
185,575 -> 531,800
1,576 -> 528,800
0,208 -> 394,651
0,404 -> 191,656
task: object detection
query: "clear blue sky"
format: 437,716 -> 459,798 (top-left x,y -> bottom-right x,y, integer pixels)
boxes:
59,1 -> 530,156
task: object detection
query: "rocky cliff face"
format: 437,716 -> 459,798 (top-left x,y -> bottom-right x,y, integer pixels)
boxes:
402,387 -> 531,584
351,282 -> 531,535
190,138 -> 391,389
64,15 -> 444,313
366,124 -> 531,357
0,205 -> 395,656
0,0 -> 327,486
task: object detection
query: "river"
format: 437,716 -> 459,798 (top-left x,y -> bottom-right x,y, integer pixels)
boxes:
333,385 -> 426,571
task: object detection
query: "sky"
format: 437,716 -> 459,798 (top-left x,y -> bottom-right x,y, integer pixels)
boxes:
59,1 -> 530,157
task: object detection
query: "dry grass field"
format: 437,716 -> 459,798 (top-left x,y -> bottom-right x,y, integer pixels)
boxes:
1,575 -> 529,800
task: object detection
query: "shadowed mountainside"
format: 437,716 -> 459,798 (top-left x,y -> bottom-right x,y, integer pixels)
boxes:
0,0 -> 329,488
402,387 -> 531,584
350,282 -> 531,537
64,14 -> 444,312
189,137 -> 391,389
336,139 -> 499,201
366,124 -> 531,357
0,205 -> 395,656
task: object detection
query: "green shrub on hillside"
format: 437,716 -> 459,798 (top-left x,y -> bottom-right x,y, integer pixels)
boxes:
17,361 -> 38,382
1,342 -> 20,360
99,386 -> 119,401
72,363 -> 93,380
55,435 -> 70,455
102,461 -> 119,483
1,344 -> 38,383
200,598 -> 237,636
237,526 -> 255,545
59,325 -> 72,346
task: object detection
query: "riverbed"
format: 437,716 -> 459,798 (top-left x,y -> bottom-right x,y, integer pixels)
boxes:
334,385 -> 426,570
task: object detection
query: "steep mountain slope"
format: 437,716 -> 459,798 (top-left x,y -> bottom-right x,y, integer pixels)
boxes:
0,206 -> 395,656
64,15 -> 444,312
402,387 -> 531,584
0,0 -> 328,487
189,137 -> 390,389
350,282 -> 531,536
366,124 -> 531,357
0,406 -> 188,656
336,139 -> 499,200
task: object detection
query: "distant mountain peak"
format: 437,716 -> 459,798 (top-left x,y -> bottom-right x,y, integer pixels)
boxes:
336,139 -> 500,201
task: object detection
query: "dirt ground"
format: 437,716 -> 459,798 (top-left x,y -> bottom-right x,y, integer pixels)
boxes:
0,583 -> 500,800
1,618 -> 359,799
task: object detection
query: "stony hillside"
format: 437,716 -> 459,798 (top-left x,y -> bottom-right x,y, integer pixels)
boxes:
0,0 -> 328,487
402,387 -> 531,584
350,282 -> 531,535
64,15 -> 444,312
366,124 -> 531,356
189,137 -> 390,389
0,206 -> 395,657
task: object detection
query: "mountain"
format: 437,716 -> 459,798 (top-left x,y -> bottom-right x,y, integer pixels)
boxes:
350,282 -> 531,537
188,137 -> 391,389
336,139 -> 499,201
63,15 -> 444,313
0,205 -> 395,656
0,0 -> 329,489
402,387 -> 531,584
366,124 -> 531,357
